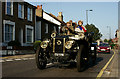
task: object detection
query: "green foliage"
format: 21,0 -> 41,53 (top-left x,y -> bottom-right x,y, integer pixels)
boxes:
85,24 -> 102,42
33,40 -> 41,50
104,39 -> 108,42
8,40 -> 21,46
108,39 -> 113,44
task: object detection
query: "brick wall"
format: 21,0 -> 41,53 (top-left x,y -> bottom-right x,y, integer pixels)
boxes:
2,2 -> 36,45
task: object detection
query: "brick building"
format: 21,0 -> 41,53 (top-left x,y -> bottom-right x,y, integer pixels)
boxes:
1,1 -> 36,47
36,5 -> 65,40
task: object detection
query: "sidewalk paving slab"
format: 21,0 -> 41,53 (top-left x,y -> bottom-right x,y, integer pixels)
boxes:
0,54 -> 35,60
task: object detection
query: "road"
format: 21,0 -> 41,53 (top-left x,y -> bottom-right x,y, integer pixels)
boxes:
2,51 -> 114,78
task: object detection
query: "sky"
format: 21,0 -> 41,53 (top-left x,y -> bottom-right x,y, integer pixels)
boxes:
28,2 -> 118,40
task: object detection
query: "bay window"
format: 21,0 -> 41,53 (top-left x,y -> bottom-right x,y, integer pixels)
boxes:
26,25 -> 34,43
5,24 -> 14,42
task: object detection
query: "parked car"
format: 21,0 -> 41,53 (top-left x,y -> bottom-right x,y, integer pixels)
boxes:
97,43 -> 110,53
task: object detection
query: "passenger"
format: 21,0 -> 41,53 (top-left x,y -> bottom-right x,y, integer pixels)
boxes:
75,20 -> 87,33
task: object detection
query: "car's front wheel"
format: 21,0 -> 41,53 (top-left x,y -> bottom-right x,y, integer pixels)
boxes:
76,45 -> 86,72
36,47 -> 47,69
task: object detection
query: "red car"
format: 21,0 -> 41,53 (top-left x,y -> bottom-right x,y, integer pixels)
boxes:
97,43 -> 110,53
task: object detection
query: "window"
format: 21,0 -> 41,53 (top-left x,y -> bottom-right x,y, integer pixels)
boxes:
27,7 -> 32,21
54,26 -> 56,32
3,20 -> 15,42
5,24 -> 14,42
45,24 -> 48,33
18,4 -> 24,19
26,25 -> 34,43
27,28 -> 32,42
6,1 -> 13,15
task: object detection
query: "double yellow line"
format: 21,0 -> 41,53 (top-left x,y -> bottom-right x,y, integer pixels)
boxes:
96,50 -> 116,79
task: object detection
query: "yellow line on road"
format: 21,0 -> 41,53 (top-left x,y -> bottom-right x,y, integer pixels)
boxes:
96,50 -> 116,79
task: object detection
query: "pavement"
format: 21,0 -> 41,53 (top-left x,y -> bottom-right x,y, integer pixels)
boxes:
0,54 -> 35,63
1,51 -> 114,78
102,50 -> 119,78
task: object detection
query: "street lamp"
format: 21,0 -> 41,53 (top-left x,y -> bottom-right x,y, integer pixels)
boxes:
86,9 -> 93,25
107,26 -> 111,40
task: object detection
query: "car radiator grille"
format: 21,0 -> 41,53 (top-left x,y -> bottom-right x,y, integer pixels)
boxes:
52,38 -> 66,53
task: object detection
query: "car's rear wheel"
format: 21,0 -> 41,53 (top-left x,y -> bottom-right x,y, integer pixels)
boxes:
92,48 -> 97,64
77,45 -> 86,72
91,45 -> 97,64
36,47 -> 47,69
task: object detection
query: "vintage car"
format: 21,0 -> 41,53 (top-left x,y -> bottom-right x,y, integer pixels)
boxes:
35,28 -> 97,72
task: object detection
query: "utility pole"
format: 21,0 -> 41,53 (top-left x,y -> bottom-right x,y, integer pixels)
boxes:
86,10 -> 93,25
107,26 -> 111,40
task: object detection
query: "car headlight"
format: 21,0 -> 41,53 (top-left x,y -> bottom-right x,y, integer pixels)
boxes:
41,41 -> 48,49
65,41 -> 73,49
107,48 -> 110,49
51,33 -> 56,38
97,47 -> 100,49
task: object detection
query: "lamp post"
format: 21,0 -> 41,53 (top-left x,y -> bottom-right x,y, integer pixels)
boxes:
107,26 -> 111,40
86,10 -> 93,25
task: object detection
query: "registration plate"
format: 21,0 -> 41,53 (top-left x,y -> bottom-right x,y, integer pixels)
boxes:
101,49 -> 105,51
55,53 -> 64,56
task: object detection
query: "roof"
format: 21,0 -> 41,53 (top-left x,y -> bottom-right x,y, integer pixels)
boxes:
43,11 -> 65,24
36,16 -> 60,26
23,0 -> 37,9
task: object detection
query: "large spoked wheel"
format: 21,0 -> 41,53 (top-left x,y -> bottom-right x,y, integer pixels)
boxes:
36,47 -> 47,69
77,45 -> 86,72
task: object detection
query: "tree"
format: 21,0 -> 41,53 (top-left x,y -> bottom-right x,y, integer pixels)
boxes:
104,39 -> 108,43
108,39 -> 113,44
85,24 -> 102,42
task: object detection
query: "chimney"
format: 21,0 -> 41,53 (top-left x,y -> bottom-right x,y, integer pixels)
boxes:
57,12 -> 63,22
36,5 -> 43,17
37,5 -> 42,9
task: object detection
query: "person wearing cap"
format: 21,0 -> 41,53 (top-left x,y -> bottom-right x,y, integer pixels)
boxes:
61,22 -> 74,35
75,20 -> 87,33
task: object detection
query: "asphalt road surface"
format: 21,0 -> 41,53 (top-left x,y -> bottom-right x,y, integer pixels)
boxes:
2,51 -> 114,78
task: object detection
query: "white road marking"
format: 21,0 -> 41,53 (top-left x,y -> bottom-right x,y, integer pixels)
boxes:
22,58 -> 29,60
104,70 -> 111,75
2,57 -> 35,62
0,60 -> 5,62
28,58 -> 35,60
14,59 -> 22,61
6,59 -> 13,62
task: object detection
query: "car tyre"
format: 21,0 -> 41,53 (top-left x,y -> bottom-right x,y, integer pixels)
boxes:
36,47 -> 47,69
77,45 -> 86,72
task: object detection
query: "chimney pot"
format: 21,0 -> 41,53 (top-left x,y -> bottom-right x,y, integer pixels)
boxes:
40,5 -> 42,9
37,5 -> 42,9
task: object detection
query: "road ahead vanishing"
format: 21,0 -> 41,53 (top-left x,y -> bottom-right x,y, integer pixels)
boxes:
2,51 -> 114,78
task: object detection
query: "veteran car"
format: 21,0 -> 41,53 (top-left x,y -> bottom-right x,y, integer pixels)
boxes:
35,29 -> 97,72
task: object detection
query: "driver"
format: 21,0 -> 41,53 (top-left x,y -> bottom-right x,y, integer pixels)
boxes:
62,22 -> 74,35
75,20 -> 87,33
